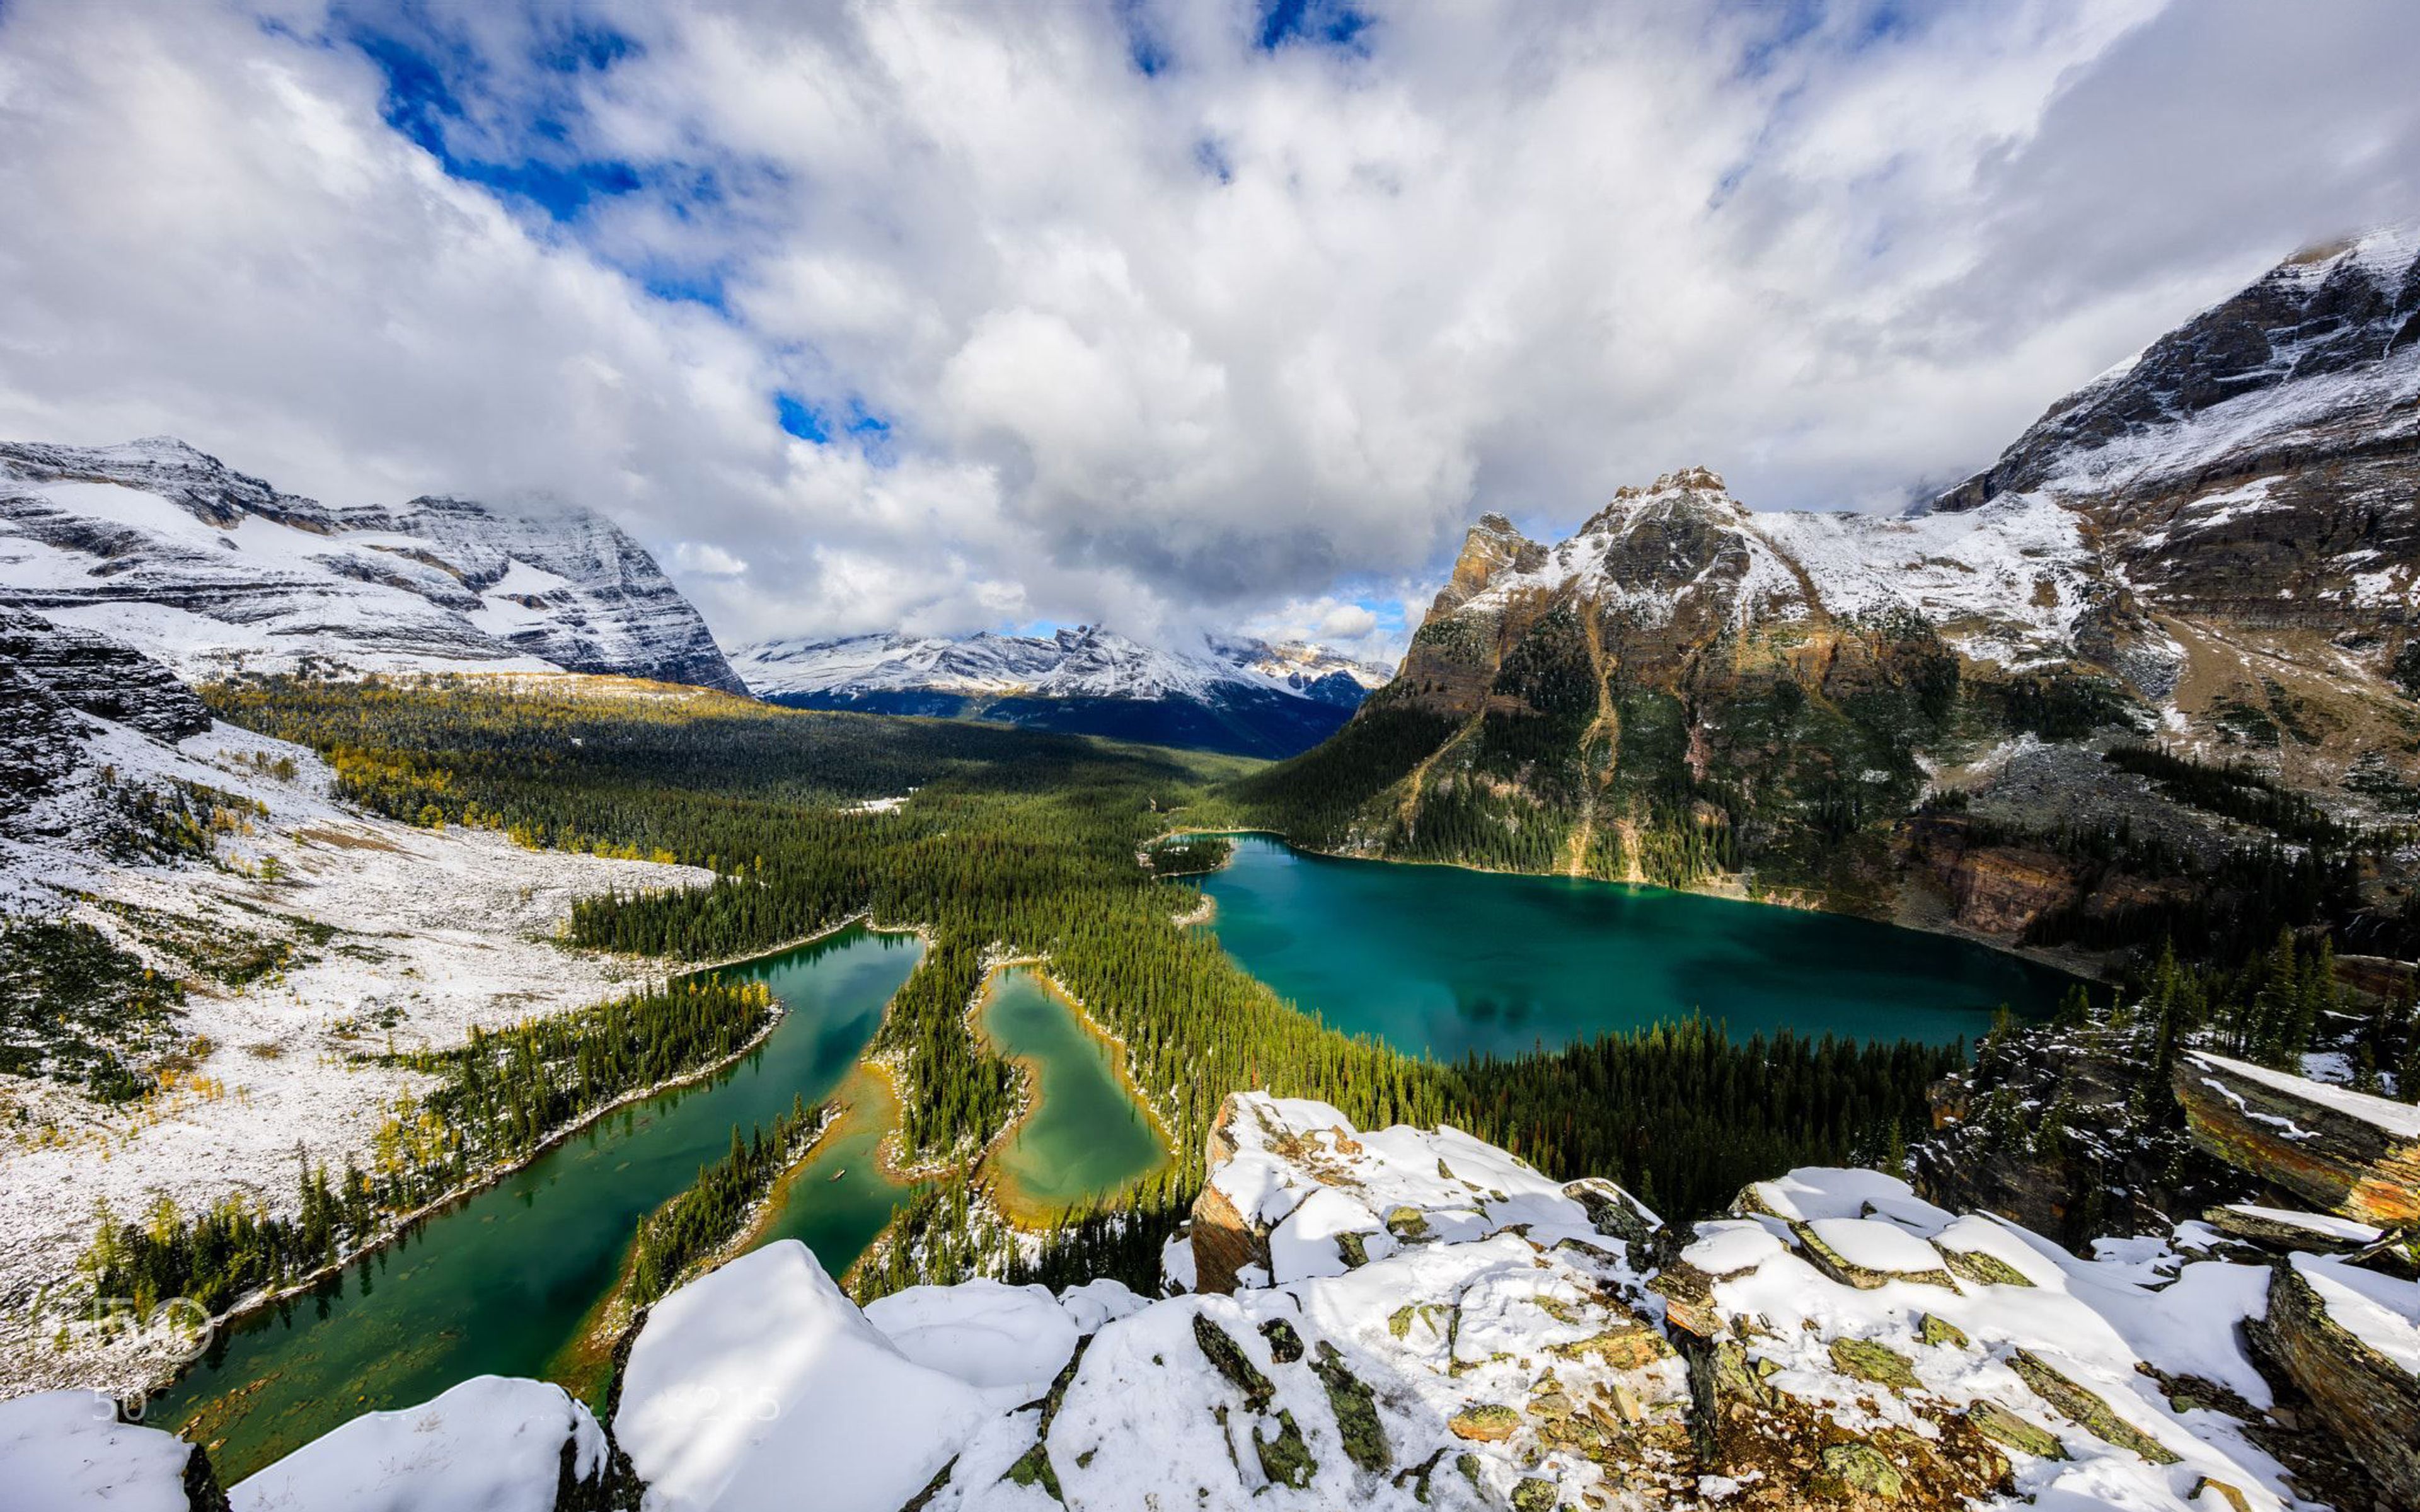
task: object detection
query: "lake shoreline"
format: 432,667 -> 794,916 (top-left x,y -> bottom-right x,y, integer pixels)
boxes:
972,965 -> 1173,1229
1150,825 -> 2110,983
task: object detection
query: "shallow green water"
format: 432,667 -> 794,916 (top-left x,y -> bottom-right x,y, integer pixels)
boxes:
152,925 -> 925,1482
1196,836 -> 2073,1058
979,969 -> 1165,1213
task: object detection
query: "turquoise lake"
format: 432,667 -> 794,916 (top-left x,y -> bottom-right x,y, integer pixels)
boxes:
1194,835 -> 2073,1058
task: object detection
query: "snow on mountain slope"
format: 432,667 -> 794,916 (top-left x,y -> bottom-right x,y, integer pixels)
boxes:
732,626 -> 1394,759
0,437 -> 744,692
1932,222 -> 2420,631
0,614 -> 712,1404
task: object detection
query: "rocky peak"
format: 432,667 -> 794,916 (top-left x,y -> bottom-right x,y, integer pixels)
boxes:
1433,512 -> 1546,617
0,434 -> 316,530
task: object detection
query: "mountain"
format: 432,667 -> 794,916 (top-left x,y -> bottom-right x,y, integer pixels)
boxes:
19,1081 -> 2405,1510
732,626 -> 1393,759
0,436 -> 745,692
1236,226 -> 2420,949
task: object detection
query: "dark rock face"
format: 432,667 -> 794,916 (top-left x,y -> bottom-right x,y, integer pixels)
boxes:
0,607 -> 209,741
0,437 -> 745,694
1913,1026 -> 2251,1247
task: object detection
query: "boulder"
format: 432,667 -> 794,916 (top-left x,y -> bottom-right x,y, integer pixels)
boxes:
2175,1051 -> 2420,1225
614,1240 -> 988,1512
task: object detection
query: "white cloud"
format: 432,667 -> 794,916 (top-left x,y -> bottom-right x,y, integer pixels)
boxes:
1,0 -> 2416,656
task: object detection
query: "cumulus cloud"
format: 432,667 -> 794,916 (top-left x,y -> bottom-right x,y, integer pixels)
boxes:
1,0 -> 2415,651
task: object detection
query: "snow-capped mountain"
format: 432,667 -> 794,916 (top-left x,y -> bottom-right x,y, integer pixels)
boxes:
732,626 -> 1393,759
0,437 -> 744,692
1936,220 -> 2420,631
1258,224 -> 2420,912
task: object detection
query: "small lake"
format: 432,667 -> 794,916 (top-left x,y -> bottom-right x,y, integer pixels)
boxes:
1194,836 -> 2073,1059
154,925 -> 926,1482
978,968 -> 1166,1217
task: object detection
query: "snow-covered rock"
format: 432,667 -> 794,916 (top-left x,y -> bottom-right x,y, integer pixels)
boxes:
729,627 -> 1390,759
0,437 -> 742,692
15,1091 -> 2400,1512
614,1241 -> 989,1512
0,1390 -> 224,1511
230,1376 -> 607,1512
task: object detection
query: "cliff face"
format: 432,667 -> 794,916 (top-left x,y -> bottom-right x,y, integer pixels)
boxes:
1247,228 -> 2420,932
0,437 -> 744,692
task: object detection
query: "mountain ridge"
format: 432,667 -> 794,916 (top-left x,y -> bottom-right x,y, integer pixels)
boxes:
0,435 -> 746,693
734,625 -> 1393,760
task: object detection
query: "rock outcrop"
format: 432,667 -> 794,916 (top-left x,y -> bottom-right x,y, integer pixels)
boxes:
0,436 -> 744,692
11,1087 -> 2405,1509
226,1375 -> 613,1512
0,607 -> 209,741
2175,1050 -> 2420,1225
2246,1254 -> 2420,1510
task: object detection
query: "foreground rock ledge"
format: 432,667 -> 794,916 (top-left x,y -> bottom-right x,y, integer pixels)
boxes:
3,1091 -> 2381,1511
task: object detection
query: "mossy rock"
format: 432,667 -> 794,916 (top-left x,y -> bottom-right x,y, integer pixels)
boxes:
1710,1340 -> 1772,1407
1511,1476 -> 1560,1511
1938,1246 -> 2034,1288
1259,1317 -> 1305,1365
1455,1453 -> 1485,1495
1192,1314 -> 1274,1411
1337,1231 -> 1373,1268
1916,1314 -> 1969,1349
2008,1351 -> 2178,1465
1829,1337 -> 1920,1392
1309,1342 -> 1390,1472
1385,1205 -> 1434,1242
1962,1401 -> 2065,1461
1814,1441 -> 1905,1502
1551,1321 -> 1671,1370
1795,1222 -> 1958,1291
1449,1402 -> 1522,1443
1253,1409 -> 1317,1489
2190,1476 -> 2254,1512
1001,1442 -> 1061,1501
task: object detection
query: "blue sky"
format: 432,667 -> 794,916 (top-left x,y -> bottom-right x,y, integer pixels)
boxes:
2,0 -> 2416,658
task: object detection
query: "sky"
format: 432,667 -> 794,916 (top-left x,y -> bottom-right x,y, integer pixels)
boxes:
1,1 -> 2416,667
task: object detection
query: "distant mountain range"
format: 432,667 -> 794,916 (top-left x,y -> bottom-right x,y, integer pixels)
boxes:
732,627 -> 1394,759
0,436 -> 744,692
1243,224 -> 2420,946
0,437 -> 1393,758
